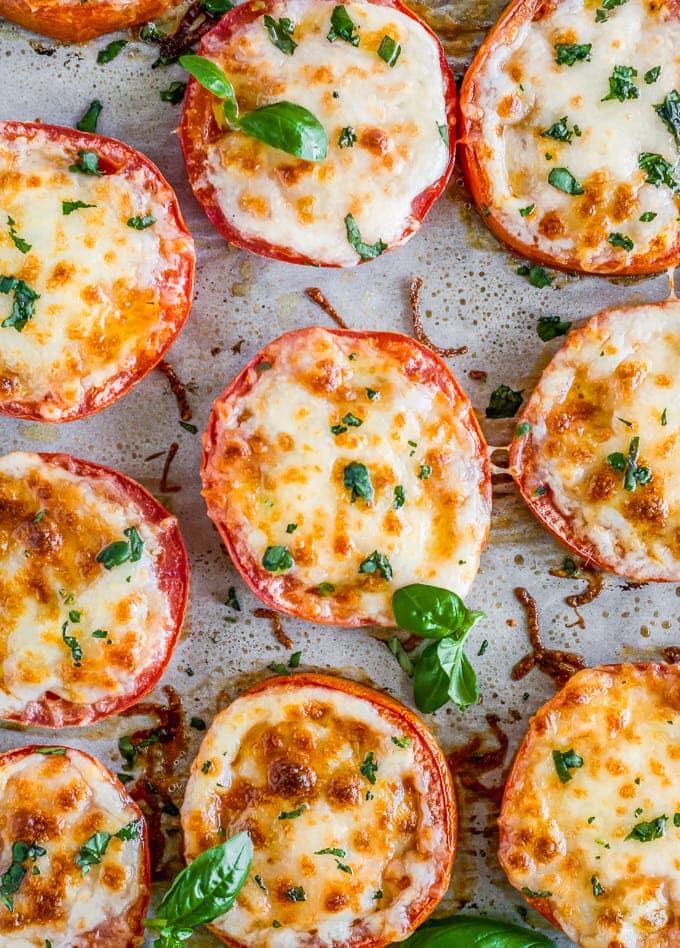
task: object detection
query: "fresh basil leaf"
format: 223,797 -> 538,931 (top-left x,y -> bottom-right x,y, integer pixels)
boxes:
344,213 -> 386,259
97,39 -> 127,64
548,167 -> 584,195
179,54 -> 236,100
552,748 -> 583,783
602,64 -> 638,102
626,815 -> 666,841
76,99 -> 103,132
554,43 -> 591,66
437,638 -> 479,710
76,831 -> 111,874
263,15 -> 297,55
486,384 -> 523,418
262,545 -> 294,572
160,81 -> 187,104
638,152 -> 679,191
540,116 -> 575,143
377,35 -> 400,66
236,101 -> 328,161
399,914 -> 556,948
412,641 -> 450,713
150,832 -> 253,932
0,275 -> 39,332
537,315 -> 571,341
654,89 -> 680,147
392,584 -> 484,640
7,216 -> 30,254
327,5 -> 360,45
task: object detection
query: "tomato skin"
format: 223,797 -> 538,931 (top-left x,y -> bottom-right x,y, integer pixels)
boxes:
0,121 -> 195,423
0,452 -> 189,727
0,0 -> 175,42
0,744 -> 151,947
182,672 -> 457,948
178,0 -> 457,267
201,326 -> 491,626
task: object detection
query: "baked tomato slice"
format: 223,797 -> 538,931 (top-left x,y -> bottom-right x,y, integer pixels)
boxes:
499,663 -> 680,946
510,299 -> 680,581
0,451 -> 189,726
201,326 -> 491,626
459,0 -> 680,275
0,744 -> 150,946
0,121 -> 194,422
178,0 -> 457,267
181,672 -> 456,947
0,0 -> 176,42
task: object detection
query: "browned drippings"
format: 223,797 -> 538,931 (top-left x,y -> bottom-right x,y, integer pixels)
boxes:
159,442 -> 181,494
157,359 -> 192,422
512,587 -> 587,686
469,369 -> 488,382
402,635 -> 422,653
253,608 -> 293,649
409,277 -> 467,357
447,713 -> 509,803
140,0 -> 222,66
549,560 -> 604,628
119,685 -> 188,879
663,646 -> 680,663
304,287 -> 350,330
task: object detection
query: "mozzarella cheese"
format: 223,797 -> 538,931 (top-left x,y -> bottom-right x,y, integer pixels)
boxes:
181,678 -> 453,947
0,452 -> 179,721
195,0 -> 449,266
0,124 -> 193,420
511,301 -> 680,580
0,747 -> 147,947
202,328 -> 490,625
499,663 -> 680,947
464,0 -> 680,271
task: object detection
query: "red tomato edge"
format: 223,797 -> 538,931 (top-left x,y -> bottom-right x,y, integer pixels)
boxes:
178,0 -> 457,267
0,0 -> 175,43
201,326 -> 492,627
0,121 -> 195,423
1,452 -> 189,727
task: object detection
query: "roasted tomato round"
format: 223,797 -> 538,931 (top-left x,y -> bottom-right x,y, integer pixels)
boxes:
181,672 -> 456,947
178,0 -> 457,267
459,0 -> 680,275
499,663 -> 680,947
0,451 -> 189,726
0,121 -> 194,422
0,0 -> 176,42
510,299 -> 680,581
201,326 -> 491,626
0,744 -> 150,946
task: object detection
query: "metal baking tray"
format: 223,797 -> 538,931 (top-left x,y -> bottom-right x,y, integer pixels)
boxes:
1,6 -> 677,943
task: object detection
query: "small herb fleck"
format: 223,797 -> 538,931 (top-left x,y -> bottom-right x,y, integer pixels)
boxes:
358,551 -> 392,580
486,384 -> 523,419
262,545 -> 294,572
393,485 -> 405,509
278,804 -> 307,820
360,751 -> 378,784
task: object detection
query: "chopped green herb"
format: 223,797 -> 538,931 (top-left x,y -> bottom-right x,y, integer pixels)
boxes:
533,485 -> 547,497
552,748 -> 583,783
331,424 -> 348,435
674,813 -> 680,827
516,264 -> 553,288
76,831 -> 111,874
521,887 -> 552,898
437,123 -> 448,146
338,126 -> 357,148
418,463 -> 432,479
286,523 -> 297,534
343,462 -> 373,503
486,384 -> 523,419
268,663 -> 289,675
33,747 -> 65,755
554,43 -> 592,66
76,99 -> 102,132
360,751 -> 378,784
662,408 -> 668,426
190,717 -> 207,730
315,848 -> 346,857
0,842 -> 46,910
69,150 -> 103,175
32,509 -> 45,523
92,629 -> 108,639
286,886 -> 306,902
654,89 -> 680,147
254,874 -> 268,892
626,815 -> 666,841
289,650 -> 301,668
617,417 -> 633,428
342,412 -> 363,427
201,0 -> 234,12
273,921 -> 282,928
366,790 -> 374,800
358,551 -> 392,580
6,216 -> 30,254
61,620 -> 82,667
327,5 -> 359,45
587,816 -> 595,824
591,875 -> 605,897
179,420 -> 198,434
519,204 -> 534,217
548,167 -> 584,195
391,735 -> 412,748
386,636 -> 415,677
317,582 -> 335,597
595,7 -> 608,19
336,860 -> 352,874
96,527 -> 144,569
541,116 -> 577,143
366,387 -> 379,400
377,35 -> 400,66
602,65 -> 639,102
635,807 -> 643,817
607,436 -> 652,491
537,315 -> 571,341
344,214 -> 386,259
257,361 -> 272,373
262,545 -> 294,572
607,232 -> 634,251
639,211 -> 657,222
638,152 -> 679,191
263,15 -> 297,55
127,215 -> 156,230
478,639 -> 489,656
226,586 -> 241,611
279,803 -> 307,820
393,485 -> 405,509
160,81 -> 187,104
62,200 -> 96,215
515,422 -> 531,437
0,276 -> 40,332
645,66 -> 661,84
68,610 -> 81,623
97,39 -> 127,64
373,890 -> 383,900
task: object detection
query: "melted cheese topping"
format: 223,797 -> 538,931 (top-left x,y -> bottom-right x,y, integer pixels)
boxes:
202,328 -> 490,625
197,0 -> 449,266
466,0 -> 680,270
512,301 -> 680,580
499,664 -> 680,947
0,452 -> 176,718
0,126 -> 192,419
181,680 -> 451,947
0,748 -> 146,947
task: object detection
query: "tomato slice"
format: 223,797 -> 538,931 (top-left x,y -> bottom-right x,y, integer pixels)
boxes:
181,672 -> 456,946
201,326 -> 491,626
0,121 -> 194,422
0,744 -> 150,946
459,0 -> 680,274
178,0 -> 457,267
0,451 -> 189,726
0,0 -> 175,42
510,299 -> 680,581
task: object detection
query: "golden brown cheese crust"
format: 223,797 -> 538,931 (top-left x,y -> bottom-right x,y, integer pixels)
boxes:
499,663 -> 680,947
181,674 -> 456,947
0,746 -> 149,946
510,300 -> 680,581
0,451 -> 188,726
201,327 -> 490,626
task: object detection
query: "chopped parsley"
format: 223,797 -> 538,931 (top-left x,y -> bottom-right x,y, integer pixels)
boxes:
607,436 -> 652,491
645,66 -> 661,84
377,35 -> 400,66
554,43 -> 591,66
537,315 -> 571,341
674,813 -> 680,827
552,748 -> 583,783
263,15 -> 297,55
638,152 -> 679,191
360,751 -> 378,784
315,848 -> 346,857
486,384 -> 523,419
327,5 -> 359,45
358,551 -> 392,580
602,65 -> 639,102
278,804 -> 307,820
255,874 -> 268,892
7,216 -> 30,254
516,264 -> 553,287
68,150 -> 103,175
289,650 -> 302,668
32,509 -> 46,524
366,387 -> 379,400
343,462 -> 373,503
393,485 -> 405,509
338,126 -> 357,148
344,213 -> 386,259
33,747 -> 65,756
262,545 -> 294,572
548,167 -> 584,195
201,760 -> 212,774
654,89 -> 680,147
626,815 -> 666,841
96,527 -> 144,569
0,276 -> 40,332
331,424 -> 348,435
607,232 -> 634,252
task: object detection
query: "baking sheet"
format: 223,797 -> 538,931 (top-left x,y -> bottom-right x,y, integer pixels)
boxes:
1,9 -> 679,944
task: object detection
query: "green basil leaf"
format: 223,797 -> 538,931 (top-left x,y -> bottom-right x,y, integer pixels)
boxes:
236,101 -> 328,161
76,831 -> 111,874
97,39 -> 127,64
644,66 -> 661,84
601,64 -> 638,102
437,639 -> 479,710
344,213 -> 386,259
262,545 -> 294,572
0,275 -> 39,332
548,166 -> 584,195
127,215 -> 156,230
69,150 -> 103,175
654,89 -> 680,147
327,5 -> 360,45
400,915 -> 556,948
179,54 -> 236,100
201,0 -> 234,13
263,15 -> 297,55
160,82 -> 187,104
377,35 -> 400,66
392,584 -> 484,640
343,462 -> 373,503
536,315 -> 571,341
76,99 -> 103,132
607,232 -> 633,251
485,384 -> 523,418
153,832 -> 253,931
62,200 -> 97,215
554,43 -> 591,66
412,641 -> 450,713
639,152 -> 679,191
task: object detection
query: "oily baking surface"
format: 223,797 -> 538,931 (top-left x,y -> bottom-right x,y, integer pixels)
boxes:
0,10 -> 678,946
